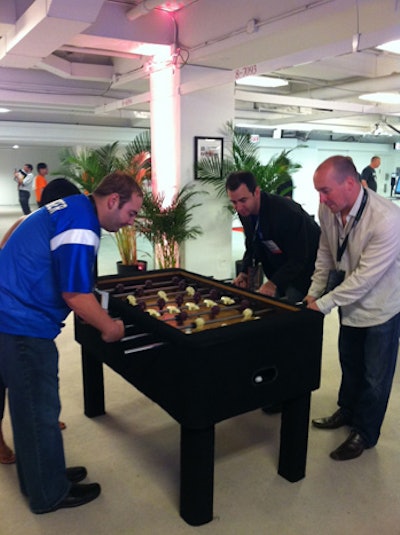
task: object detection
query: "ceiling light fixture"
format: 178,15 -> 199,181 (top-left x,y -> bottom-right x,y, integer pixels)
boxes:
359,92 -> 400,104
236,76 -> 288,88
0,107 -> 10,113
130,43 -> 172,57
159,1 -> 186,12
376,39 -> 400,54
133,110 -> 150,119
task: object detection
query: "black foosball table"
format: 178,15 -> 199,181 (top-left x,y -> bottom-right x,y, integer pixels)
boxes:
74,268 -> 324,526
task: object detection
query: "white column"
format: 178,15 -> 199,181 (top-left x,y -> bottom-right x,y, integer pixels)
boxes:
179,66 -> 235,279
149,63 -> 180,205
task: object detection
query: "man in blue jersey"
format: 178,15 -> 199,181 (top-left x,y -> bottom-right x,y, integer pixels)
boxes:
0,171 -> 143,513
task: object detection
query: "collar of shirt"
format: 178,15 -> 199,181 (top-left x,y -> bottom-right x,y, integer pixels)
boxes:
334,186 -> 364,229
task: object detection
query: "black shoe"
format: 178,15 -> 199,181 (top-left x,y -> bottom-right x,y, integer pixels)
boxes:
330,431 -> 366,461
66,466 -> 87,484
312,409 -> 350,429
53,483 -> 101,510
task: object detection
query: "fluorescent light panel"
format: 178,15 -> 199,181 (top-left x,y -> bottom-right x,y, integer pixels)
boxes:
236,76 -> 288,88
359,92 -> 400,104
130,43 -> 171,57
376,40 -> 400,54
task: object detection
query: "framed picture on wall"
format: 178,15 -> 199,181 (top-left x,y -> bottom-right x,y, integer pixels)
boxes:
194,136 -> 223,179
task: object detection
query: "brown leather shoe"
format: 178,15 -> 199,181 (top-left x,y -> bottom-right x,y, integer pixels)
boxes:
330,431 -> 366,461
312,409 -> 350,429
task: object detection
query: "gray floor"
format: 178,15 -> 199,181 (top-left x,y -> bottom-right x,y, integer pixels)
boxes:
1,207 -> 400,535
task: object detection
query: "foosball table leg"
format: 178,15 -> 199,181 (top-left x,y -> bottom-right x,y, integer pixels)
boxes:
82,349 -> 106,417
278,392 -> 311,482
180,425 -> 215,526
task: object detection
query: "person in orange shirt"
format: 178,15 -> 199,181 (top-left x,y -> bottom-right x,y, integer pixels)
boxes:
34,162 -> 49,207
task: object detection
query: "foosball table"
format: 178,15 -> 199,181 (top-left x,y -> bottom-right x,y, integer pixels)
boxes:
74,268 -> 323,525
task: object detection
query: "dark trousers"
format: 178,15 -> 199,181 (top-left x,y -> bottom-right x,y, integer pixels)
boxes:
0,376 -> 4,420
338,311 -> 400,447
0,333 -> 70,512
18,190 -> 31,215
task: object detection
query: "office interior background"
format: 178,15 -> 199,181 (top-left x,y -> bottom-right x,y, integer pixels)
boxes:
1,0 -> 400,277
1,1 -> 400,534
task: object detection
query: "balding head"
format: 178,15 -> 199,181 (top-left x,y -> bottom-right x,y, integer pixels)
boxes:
314,155 -> 362,218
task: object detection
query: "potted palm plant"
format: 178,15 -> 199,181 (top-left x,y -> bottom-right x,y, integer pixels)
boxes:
114,148 -> 151,274
57,141 -> 123,193
56,132 -> 152,274
136,184 -> 204,269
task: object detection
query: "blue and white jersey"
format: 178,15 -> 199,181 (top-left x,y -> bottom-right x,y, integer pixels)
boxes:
0,194 -> 100,339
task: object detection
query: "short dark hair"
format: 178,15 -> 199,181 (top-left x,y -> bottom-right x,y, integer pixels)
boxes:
39,178 -> 80,207
25,164 -> 33,172
37,162 -> 48,172
226,171 -> 257,193
93,171 -> 143,207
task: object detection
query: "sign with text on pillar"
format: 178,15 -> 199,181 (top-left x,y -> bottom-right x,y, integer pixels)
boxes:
235,64 -> 258,80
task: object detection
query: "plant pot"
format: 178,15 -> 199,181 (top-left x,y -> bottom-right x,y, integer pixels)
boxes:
116,260 -> 147,276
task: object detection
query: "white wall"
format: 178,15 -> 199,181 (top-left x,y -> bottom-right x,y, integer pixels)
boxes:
0,146 -> 65,207
2,119 -> 400,280
179,66 -> 235,279
0,122 -> 147,207
255,137 -> 400,220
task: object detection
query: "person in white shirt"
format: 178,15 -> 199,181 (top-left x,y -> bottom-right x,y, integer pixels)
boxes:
14,163 -> 34,215
306,155 -> 400,461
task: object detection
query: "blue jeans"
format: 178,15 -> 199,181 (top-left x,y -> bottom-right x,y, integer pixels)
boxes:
338,311 -> 400,447
0,333 -> 70,513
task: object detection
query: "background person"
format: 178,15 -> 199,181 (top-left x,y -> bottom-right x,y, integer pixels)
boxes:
34,162 -> 49,207
226,171 -> 320,303
360,155 -> 381,192
306,155 -> 400,461
14,163 -> 34,215
0,172 -> 142,513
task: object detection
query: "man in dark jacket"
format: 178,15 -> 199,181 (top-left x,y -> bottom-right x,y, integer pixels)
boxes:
227,171 -> 320,303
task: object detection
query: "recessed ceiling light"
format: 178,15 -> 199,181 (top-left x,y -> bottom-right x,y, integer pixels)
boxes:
359,92 -> 400,104
236,76 -> 288,88
12,145 -> 19,149
0,107 -> 10,113
376,40 -> 400,54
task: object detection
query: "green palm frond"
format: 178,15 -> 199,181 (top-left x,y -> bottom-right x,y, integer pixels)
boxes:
120,130 -> 151,170
93,141 -> 122,174
55,135 -> 152,193
136,184 -> 204,247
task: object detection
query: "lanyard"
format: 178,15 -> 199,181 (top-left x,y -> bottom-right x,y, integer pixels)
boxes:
336,188 -> 368,262
250,217 -> 259,267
